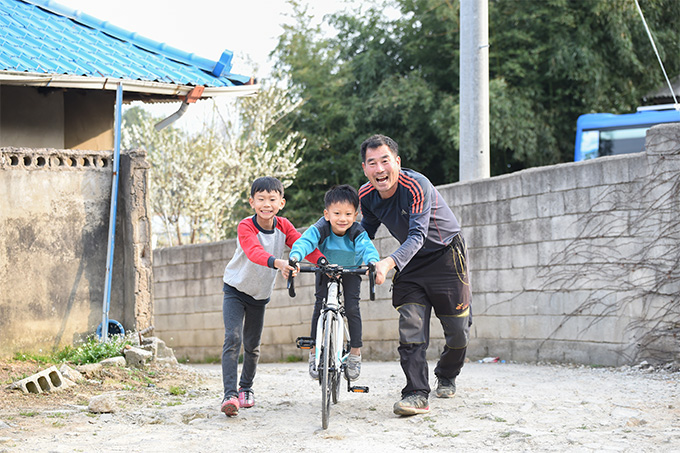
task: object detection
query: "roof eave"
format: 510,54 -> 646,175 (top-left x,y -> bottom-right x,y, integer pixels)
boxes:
0,72 -> 259,100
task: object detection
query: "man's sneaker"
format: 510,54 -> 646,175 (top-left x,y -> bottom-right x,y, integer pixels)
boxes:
238,388 -> 254,408
435,375 -> 456,398
393,393 -> 430,416
346,354 -> 361,381
309,351 -> 318,379
220,396 -> 239,417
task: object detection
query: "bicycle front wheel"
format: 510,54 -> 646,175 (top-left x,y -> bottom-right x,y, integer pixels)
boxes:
321,314 -> 333,429
331,319 -> 340,404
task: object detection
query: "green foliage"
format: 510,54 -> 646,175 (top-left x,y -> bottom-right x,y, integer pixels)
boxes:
284,354 -> 303,363
273,0 -> 680,225
13,335 -> 131,366
168,386 -> 186,396
59,335 -> 131,365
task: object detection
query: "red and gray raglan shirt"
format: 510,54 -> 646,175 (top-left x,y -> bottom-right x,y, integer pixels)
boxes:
359,168 -> 461,271
222,215 -> 323,303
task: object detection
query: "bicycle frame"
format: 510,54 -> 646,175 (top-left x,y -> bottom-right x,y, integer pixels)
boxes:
289,261 -> 374,429
311,280 -> 349,381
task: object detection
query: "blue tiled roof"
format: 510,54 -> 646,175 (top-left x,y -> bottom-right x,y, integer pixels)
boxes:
0,0 -> 253,89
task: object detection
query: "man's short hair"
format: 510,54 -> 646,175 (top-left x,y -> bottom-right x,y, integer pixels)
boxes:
324,184 -> 359,210
250,177 -> 284,197
360,134 -> 399,162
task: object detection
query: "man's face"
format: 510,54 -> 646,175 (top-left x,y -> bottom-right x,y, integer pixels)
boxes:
362,145 -> 401,198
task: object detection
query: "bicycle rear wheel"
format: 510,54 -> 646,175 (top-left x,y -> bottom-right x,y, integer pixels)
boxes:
321,314 -> 333,429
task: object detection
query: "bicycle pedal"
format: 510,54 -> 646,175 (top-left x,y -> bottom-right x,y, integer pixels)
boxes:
349,386 -> 369,393
295,336 -> 315,349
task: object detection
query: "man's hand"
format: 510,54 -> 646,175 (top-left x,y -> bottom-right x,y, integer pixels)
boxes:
374,257 -> 396,285
274,258 -> 298,279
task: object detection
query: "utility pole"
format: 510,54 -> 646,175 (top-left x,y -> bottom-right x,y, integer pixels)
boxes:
459,0 -> 490,181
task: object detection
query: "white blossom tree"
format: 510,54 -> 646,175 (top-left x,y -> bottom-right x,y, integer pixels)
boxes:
123,85 -> 304,246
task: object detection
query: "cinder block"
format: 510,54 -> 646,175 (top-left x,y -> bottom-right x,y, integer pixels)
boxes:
469,178 -> 499,204
509,195 -> 538,222
167,247 -> 187,265
12,366 -> 71,394
520,167 -> 553,196
550,214 -> 581,241
362,319 -> 398,341
536,192 -> 566,218
495,174 -> 522,201
153,248 -> 167,266
471,224 -> 498,249
546,164 -> 578,193
562,188 -> 591,215
575,160 -> 605,189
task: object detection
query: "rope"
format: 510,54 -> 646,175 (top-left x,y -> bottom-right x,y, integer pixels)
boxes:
634,0 -> 679,109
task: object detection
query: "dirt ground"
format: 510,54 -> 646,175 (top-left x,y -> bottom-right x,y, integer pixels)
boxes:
1,359 -> 679,452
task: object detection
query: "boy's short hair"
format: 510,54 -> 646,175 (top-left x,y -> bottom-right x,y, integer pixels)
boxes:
324,184 -> 359,210
360,134 -> 399,162
250,177 -> 284,197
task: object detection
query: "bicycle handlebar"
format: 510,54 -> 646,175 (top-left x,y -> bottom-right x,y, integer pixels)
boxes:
287,259 -> 376,301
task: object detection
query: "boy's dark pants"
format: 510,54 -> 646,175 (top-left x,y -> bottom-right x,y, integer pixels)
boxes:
392,234 -> 472,398
311,273 -> 363,348
221,283 -> 266,399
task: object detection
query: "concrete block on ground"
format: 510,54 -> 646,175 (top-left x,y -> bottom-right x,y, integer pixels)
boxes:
11,365 -> 72,394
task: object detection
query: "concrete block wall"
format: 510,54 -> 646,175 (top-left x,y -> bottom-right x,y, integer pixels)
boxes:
153,234 -> 414,363
0,147 -> 153,357
153,124 -> 680,366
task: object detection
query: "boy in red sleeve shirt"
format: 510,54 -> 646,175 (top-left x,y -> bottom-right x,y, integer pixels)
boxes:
220,177 -> 323,417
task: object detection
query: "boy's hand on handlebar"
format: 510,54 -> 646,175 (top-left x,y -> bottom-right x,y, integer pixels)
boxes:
275,258 -> 298,279
374,257 -> 395,285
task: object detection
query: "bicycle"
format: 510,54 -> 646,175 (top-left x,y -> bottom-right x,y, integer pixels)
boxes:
287,259 -> 375,429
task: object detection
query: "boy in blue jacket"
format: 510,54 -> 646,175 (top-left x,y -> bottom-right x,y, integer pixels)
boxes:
290,184 -> 380,381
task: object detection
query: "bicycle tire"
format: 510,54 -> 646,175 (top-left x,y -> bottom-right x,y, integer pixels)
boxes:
321,313 -> 333,429
331,318 -> 340,404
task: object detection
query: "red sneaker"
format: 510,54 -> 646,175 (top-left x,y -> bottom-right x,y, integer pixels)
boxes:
238,388 -> 254,408
221,396 -> 239,416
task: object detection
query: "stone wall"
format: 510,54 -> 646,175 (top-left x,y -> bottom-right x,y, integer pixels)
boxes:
153,124 -> 680,366
0,147 -> 152,357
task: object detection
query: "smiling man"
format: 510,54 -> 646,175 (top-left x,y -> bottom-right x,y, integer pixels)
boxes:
358,134 -> 472,416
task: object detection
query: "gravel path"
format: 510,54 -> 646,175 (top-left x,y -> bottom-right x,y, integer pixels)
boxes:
2,360 -> 678,452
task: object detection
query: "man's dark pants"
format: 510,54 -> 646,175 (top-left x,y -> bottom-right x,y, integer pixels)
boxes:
392,233 -> 472,398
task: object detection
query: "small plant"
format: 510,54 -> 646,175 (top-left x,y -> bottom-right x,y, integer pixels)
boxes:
12,334 -> 132,366
284,354 -> 302,363
169,386 -> 186,396
62,335 -> 131,365
166,400 -> 182,406
19,411 -> 38,417
202,355 -> 221,364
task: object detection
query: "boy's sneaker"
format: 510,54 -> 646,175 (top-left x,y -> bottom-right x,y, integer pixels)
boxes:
393,393 -> 430,416
220,396 -> 239,417
435,375 -> 456,398
346,354 -> 361,381
309,352 -> 318,379
238,388 -> 254,408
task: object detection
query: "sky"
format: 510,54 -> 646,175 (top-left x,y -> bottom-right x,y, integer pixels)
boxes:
54,0 -> 360,129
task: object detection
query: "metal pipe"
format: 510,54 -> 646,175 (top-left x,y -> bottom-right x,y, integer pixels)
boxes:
101,83 -> 123,342
154,101 -> 189,131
